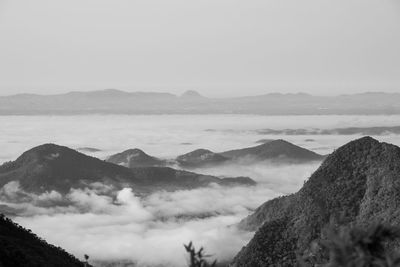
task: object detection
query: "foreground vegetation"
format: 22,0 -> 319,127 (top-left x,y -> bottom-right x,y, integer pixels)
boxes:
187,223 -> 400,267
0,214 -> 86,267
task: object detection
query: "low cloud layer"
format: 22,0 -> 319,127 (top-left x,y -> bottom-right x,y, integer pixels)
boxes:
1,114 -> 400,266
6,185 -> 258,266
1,159 -> 316,266
2,114 -> 400,162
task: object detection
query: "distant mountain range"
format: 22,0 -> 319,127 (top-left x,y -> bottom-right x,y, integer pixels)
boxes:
256,125 -> 400,136
1,89 -> 400,115
107,139 -> 324,169
0,144 -> 255,195
232,136 -> 400,266
0,215 -> 88,267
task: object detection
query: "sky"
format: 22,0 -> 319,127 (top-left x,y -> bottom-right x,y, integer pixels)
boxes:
0,0 -> 399,97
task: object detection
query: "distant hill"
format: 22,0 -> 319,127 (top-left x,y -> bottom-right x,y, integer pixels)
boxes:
180,90 -> 206,99
0,214 -> 87,267
256,125 -> 400,136
176,149 -> 230,168
232,137 -> 400,266
172,140 -> 323,168
220,139 -> 324,163
107,148 -> 167,168
76,147 -> 102,153
254,139 -> 274,144
0,144 -> 255,195
1,89 -> 400,115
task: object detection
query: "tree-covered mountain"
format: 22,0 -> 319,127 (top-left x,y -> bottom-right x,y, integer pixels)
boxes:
233,136 -> 400,266
108,140 -> 323,170
220,139 -> 324,163
176,149 -> 230,168
0,214 -> 87,267
0,144 -> 255,195
107,148 -> 167,168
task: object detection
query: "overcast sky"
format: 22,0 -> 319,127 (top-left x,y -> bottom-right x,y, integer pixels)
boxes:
0,0 -> 399,97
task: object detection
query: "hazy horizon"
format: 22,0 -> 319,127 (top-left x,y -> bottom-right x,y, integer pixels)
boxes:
0,88 -> 400,98
1,0 -> 399,97
1,1 -> 400,266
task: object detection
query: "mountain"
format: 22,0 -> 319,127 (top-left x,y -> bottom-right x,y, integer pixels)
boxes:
176,149 -> 230,168
76,147 -> 102,153
108,141 -> 321,170
107,148 -> 167,168
173,140 -> 323,168
254,139 -> 274,144
0,214 -> 87,267
220,139 -> 324,163
0,144 -> 255,195
256,125 -> 400,136
1,90 -> 400,115
232,137 -> 400,266
180,90 -> 205,99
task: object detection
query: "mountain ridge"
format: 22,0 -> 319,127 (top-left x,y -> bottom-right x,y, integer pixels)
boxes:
176,149 -> 230,168
107,148 -> 167,168
1,89 -> 400,115
0,214 -> 88,267
0,144 -> 255,195
233,136 -> 400,266
109,140 -> 324,169
220,139 -> 324,163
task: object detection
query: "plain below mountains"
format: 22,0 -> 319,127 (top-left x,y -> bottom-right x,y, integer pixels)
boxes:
107,139 -> 324,169
0,144 -> 255,196
232,136 -> 400,266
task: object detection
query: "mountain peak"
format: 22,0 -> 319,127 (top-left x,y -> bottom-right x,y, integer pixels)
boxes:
123,148 -> 148,156
318,136 -> 381,167
106,148 -> 166,168
262,139 -> 291,146
16,143 -> 72,163
221,139 -> 324,162
182,148 -> 215,156
339,135 -> 379,148
304,136 -> 391,187
181,90 -> 204,98
234,137 -> 400,266
176,149 -> 229,168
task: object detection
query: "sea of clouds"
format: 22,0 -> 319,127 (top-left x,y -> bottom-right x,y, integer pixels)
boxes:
1,161 -> 317,266
1,114 -> 400,266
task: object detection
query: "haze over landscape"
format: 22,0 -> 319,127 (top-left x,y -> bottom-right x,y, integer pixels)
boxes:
1,1 -> 400,267
1,114 -> 400,266
0,0 -> 400,96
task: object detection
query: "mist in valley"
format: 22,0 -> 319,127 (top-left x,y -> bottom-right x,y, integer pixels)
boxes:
1,114 -> 400,266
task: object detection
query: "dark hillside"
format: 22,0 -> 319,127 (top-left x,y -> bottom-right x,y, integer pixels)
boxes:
233,137 -> 400,266
176,149 -> 229,168
220,139 -> 324,163
0,144 -> 255,195
107,148 -> 166,168
0,214 -> 86,267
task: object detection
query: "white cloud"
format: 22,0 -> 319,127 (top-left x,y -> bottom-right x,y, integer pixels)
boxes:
2,114 -> 400,266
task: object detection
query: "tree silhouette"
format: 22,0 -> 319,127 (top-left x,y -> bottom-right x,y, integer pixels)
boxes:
184,242 -> 217,267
